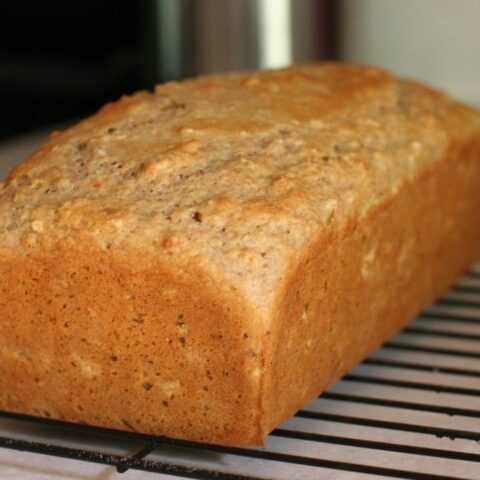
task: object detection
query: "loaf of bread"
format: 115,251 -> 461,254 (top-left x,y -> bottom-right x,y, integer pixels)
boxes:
0,63 -> 479,446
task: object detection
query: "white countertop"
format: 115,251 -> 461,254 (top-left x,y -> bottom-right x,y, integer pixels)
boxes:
0,449 -> 175,480
0,128 -> 51,179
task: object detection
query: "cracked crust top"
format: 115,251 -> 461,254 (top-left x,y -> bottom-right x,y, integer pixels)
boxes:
1,63 -> 479,308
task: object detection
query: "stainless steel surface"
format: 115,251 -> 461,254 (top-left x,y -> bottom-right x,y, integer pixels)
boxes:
154,0 -> 327,80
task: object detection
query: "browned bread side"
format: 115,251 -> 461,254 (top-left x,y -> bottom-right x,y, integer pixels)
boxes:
0,63 -> 479,445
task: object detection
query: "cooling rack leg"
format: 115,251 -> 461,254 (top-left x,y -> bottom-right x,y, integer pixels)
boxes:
116,441 -> 159,474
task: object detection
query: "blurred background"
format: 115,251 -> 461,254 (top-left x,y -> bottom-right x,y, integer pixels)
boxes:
0,0 -> 479,175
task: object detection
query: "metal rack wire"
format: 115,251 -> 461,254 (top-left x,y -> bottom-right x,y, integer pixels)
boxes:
1,265 -> 480,480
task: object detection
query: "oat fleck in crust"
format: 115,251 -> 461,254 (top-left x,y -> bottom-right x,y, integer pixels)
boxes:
0,63 -> 479,446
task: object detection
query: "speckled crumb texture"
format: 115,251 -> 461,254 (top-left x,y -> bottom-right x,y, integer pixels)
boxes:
0,63 -> 479,446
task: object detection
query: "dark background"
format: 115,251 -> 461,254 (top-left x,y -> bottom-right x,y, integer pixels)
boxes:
0,1 -> 337,142
0,1 -> 152,141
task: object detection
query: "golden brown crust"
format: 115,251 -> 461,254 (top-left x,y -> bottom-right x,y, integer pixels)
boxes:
261,137 -> 480,433
0,63 -> 479,445
0,247 -> 264,445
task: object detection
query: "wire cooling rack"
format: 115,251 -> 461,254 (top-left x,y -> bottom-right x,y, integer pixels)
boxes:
1,265 -> 480,480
